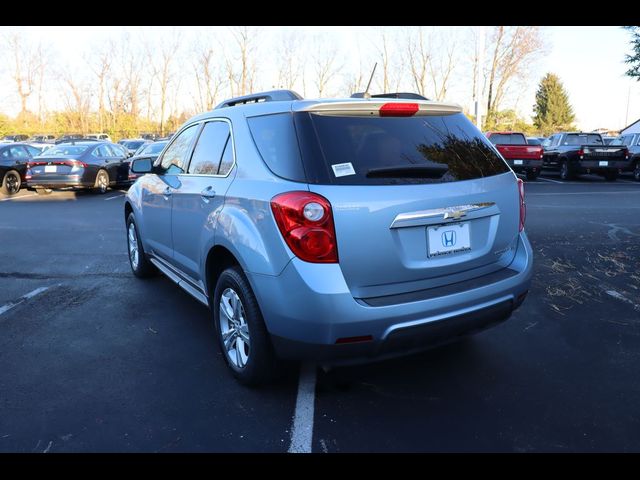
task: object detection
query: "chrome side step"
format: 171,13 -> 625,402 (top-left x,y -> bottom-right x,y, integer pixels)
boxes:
149,257 -> 209,307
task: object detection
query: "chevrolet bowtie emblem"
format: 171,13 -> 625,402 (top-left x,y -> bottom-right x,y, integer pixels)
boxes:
443,210 -> 467,220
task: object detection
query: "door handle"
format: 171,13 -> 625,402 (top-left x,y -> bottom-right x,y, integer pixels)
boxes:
201,187 -> 216,200
163,186 -> 172,197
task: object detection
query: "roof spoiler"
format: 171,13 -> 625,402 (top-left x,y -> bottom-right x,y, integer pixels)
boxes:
351,92 -> 430,101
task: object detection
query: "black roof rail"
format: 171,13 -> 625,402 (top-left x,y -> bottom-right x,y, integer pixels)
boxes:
215,89 -> 303,109
351,92 -> 430,101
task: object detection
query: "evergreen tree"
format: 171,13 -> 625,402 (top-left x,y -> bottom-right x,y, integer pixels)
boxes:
533,73 -> 575,135
624,26 -> 640,81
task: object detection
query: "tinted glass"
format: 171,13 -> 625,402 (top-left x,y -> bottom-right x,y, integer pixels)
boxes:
141,142 -> 168,155
609,137 -> 624,146
292,112 -> 509,185
564,134 -> 603,145
111,144 -> 127,157
488,133 -> 527,145
25,145 -> 42,156
247,113 -> 306,181
188,121 -> 229,175
9,146 -> 29,158
526,138 -> 542,145
159,124 -> 199,174
41,145 -> 89,156
125,140 -> 146,150
218,138 -> 234,175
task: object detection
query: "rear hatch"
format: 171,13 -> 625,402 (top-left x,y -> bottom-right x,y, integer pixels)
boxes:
28,144 -> 90,177
565,133 -> 627,161
29,158 -> 80,176
250,101 -> 521,299
488,133 -> 543,160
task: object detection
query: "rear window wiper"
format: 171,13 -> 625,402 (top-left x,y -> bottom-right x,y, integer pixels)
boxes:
365,164 -> 449,179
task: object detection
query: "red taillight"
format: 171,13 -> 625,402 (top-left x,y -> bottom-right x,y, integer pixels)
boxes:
271,191 -> 338,263
379,102 -> 419,117
517,178 -> 526,232
624,148 -> 630,159
578,148 -> 584,159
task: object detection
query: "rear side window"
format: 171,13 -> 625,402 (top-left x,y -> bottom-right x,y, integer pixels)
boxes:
188,121 -> 230,175
488,133 -> 527,145
247,113 -> 306,181
293,112 -> 509,185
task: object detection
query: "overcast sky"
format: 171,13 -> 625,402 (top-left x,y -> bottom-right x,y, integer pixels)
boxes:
2,25 -> 638,131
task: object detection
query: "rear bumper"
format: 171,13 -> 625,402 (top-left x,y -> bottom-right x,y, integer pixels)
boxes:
249,231 -> 533,364
26,175 -> 93,189
576,160 -> 629,172
505,159 -> 543,172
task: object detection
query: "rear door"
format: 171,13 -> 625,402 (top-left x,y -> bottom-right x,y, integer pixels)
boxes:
171,120 -> 236,284
140,124 -> 200,262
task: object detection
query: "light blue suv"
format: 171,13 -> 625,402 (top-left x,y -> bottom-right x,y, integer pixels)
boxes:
125,90 -> 533,385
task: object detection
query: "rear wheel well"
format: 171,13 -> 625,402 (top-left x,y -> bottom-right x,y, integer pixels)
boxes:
206,246 -> 240,299
124,201 -> 133,222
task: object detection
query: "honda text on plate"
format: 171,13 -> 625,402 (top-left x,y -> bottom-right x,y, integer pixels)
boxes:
124,90 -> 533,385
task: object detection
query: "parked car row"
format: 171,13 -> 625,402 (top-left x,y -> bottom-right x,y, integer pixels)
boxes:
0,138 -> 170,196
486,131 -> 639,181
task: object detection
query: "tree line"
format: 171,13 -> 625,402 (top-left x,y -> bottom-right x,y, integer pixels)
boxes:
0,26 -> 575,140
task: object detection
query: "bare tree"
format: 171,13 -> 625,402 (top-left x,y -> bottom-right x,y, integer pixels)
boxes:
276,31 -> 304,91
311,37 -> 340,97
61,71 -> 91,133
192,37 -> 224,112
405,27 -> 430,97
485,26 -> 543,124
224,26 -> 260,97
4,33 -> 44,117
404,27 -> 457,101
86,42 -> 114,133
146,32 -> 181,136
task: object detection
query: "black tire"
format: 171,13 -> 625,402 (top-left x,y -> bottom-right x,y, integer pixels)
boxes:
559,159 -> 574,181
213,266 -> 280,386
94,169 -> 109,194
633,161 -> 640,182
35,187 -> 52,195
525,170 -> 539,181
604,170 -> 618,182
0,170 -> 21,195
126,213 -> 157,278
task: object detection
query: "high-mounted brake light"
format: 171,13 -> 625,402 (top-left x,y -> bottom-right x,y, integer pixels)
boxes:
379,102 -> 419,117
271,192 -> 338,263
517,178 -> 526,232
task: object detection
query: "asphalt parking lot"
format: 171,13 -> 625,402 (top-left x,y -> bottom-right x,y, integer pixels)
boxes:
1,171 -> 640,452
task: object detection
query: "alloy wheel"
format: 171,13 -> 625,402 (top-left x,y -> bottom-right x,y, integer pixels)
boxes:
127,223 -> 139,269
219,288 -> 250,369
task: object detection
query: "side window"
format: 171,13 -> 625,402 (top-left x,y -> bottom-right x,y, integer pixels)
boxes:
9,146 -> 29,158
187,121 -> 230,175
111,144 -> 127,157
553,135 -> 562,146
159,124 -> 199,174
25,145 -> 41,156
218,138 -> 234,175
91,146 -> 105,157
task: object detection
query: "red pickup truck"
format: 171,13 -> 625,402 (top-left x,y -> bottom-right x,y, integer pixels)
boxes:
486,132 -> 544,180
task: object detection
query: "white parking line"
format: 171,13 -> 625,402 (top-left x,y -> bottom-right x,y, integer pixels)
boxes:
528,191 -> 640,196
0,286 -> 50,316
0,193 -> 38,202
104,193 -> 125,201
537,176 -> 565,184
287,363 -> 317,453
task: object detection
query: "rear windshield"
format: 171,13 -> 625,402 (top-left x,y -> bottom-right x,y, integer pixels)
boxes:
488,133 -> 527,145
124,141 -> 145,149
564,134 -> 603,146
40,145 -> 89,156
248,112 -> 509,185
526,138 -> 542,145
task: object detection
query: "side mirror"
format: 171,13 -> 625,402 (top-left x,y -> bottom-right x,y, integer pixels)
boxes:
130,157 -> 154,174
